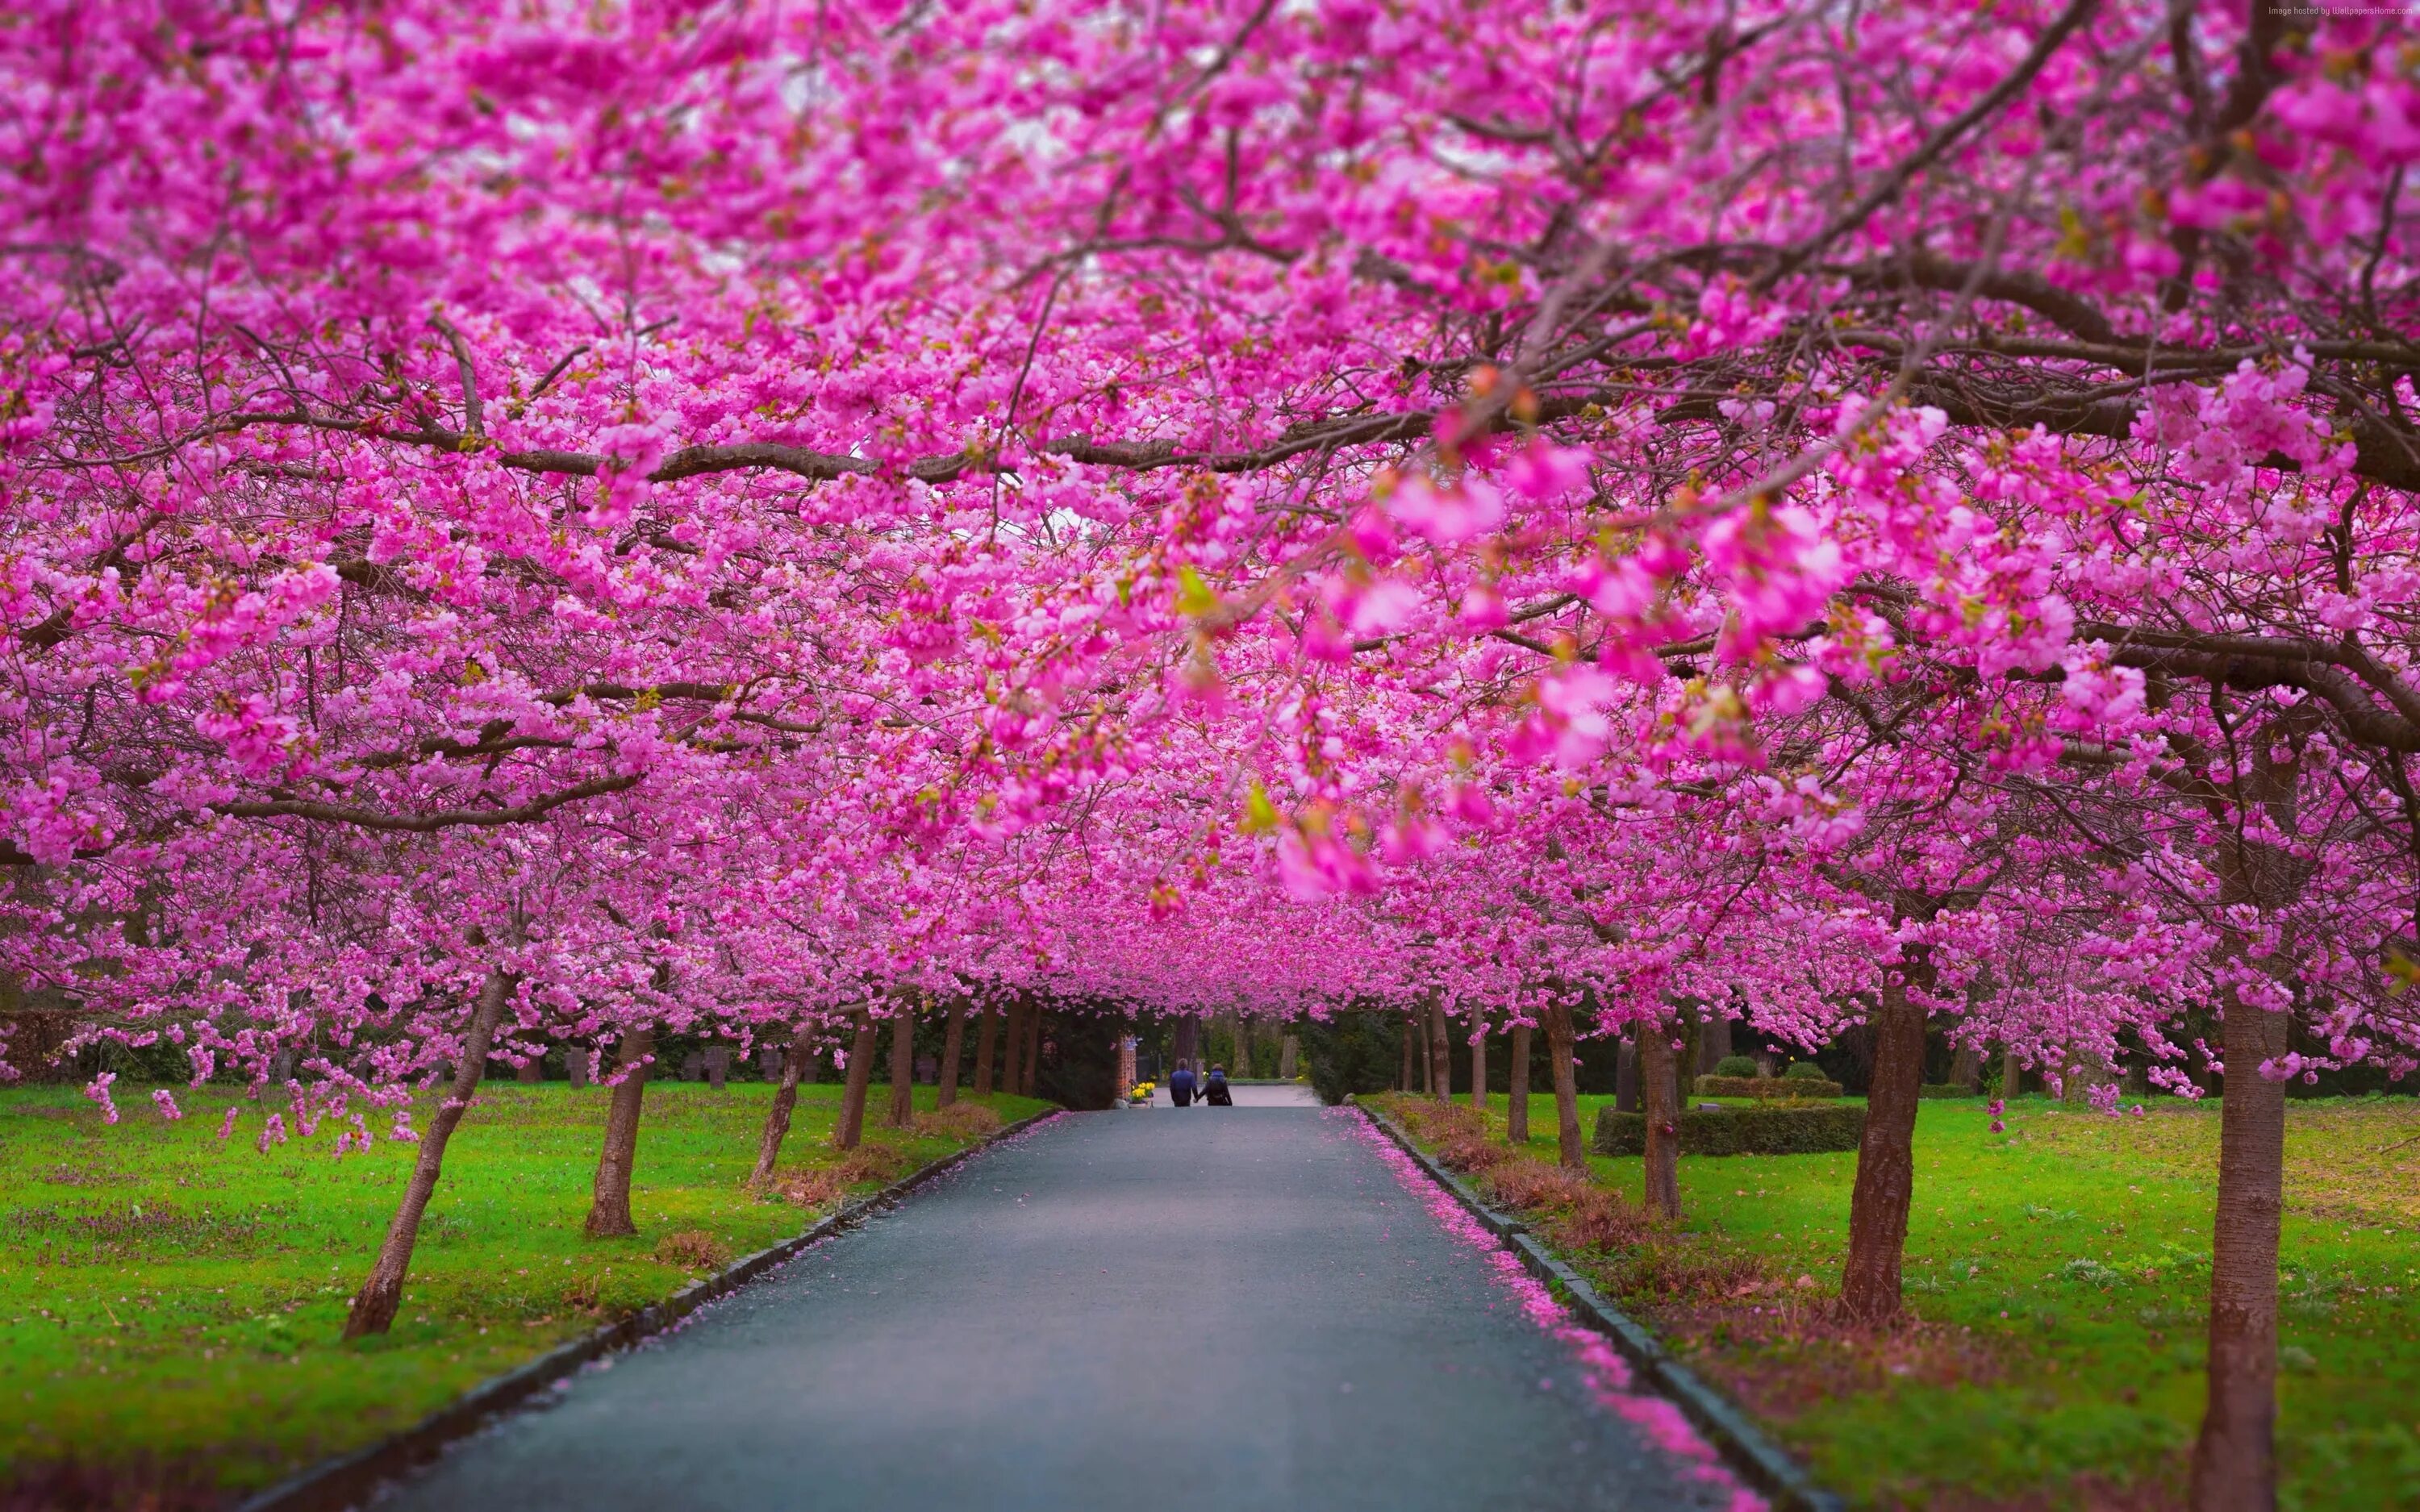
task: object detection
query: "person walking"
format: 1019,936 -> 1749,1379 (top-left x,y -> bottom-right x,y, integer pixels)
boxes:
1168,1060 -> 1197,1108
1204,1063 -> 1233,1106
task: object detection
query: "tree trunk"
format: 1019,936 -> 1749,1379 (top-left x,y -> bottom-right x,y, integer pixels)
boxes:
1427,1002 -> 1452,1102
1020,1004 -> 1044,1096
1506,1023 -> 1532,1144
1467,1023 -> 1488,1115
2189,766 -> 2305,1512
344,965 -> 517,1338
1233,1014 -> 1253,1077
1002,998 -> 1028,1101
1545,1000 -> 1583,1168
750,1025 -> 814,1185
885,1006 -> 916,1127
972,1005 -> 999,1098
516,1058 -> 540,1084
1840,951 -> 1931,1322
833,1018 -> 878,1151
1615,1030 -> 1641,1113
936,1001 -> 968,1107
583,1027 -> 654,1239
2000,1044 -> 2023,1098
1698,1010 -> 1733,1073
1946,1039 -> 1979,1093
2189,991 -> 2289,1512
1638,1018 -> 1681,1220
1278,1033 -> 1299,1080
1676,1006 -> 1701,1105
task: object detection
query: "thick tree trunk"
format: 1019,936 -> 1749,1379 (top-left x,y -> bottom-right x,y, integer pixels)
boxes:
1427,1002 -> 1452,1102
972,1005 -> 999,1097
1020,1004 -> 1044,1096
1615,1031 -> 1641,1113
1002,998 -> 1028,1101
1467,1023 -> 1487,1115
2189,992 -> 2289,1512
833,1018 -> 878,1150
344,964 -> 516,1338
1506,1023 -> 1531,1144
1233,1014 -> 1253,1077
1638,1018 -> 1682,1220
885,1006 -> 916,1127
1840,955 -> 1930,1322
2000,1044 -> 2023,1098
1545,1000 -> 1584,1168
583,1027 -> 654,1239
1278,1033 -> 1299,1080
750,1025 -> 814,1185
936,1000 -> 968,1107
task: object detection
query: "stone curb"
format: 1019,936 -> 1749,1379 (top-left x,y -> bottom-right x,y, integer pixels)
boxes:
1355,1103 -> 1843,1512
232,1108 -> 1061,1512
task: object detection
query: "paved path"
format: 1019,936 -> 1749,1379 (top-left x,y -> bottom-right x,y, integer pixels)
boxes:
389,1108 -> 1737,1510
1145,1081 -> 1320,1106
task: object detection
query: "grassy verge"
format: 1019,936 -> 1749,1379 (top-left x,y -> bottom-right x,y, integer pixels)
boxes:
0,1080 -> 1046,1506
1370,1091 -> 2420,1511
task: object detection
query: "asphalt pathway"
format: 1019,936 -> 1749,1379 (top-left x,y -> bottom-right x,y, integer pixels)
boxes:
386,1107 -> 1738,1510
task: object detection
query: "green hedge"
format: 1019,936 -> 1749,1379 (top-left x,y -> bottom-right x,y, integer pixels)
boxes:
1710,1055 -> 1761,1078
1919,1083 -> 1977,1098
1594,1102 -> 1866,1156
1693,1074 -> 1843,1100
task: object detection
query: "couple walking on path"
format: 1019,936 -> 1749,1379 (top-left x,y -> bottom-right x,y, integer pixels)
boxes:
1167,1060 -> 1231,1107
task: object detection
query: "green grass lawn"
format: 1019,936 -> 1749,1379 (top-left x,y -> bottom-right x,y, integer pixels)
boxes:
0,1079 -> 1045,1505
1387,1090 -> 2420,1511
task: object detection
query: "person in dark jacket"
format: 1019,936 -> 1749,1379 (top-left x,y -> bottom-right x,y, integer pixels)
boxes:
1168,1060 -> 1197,1107
1204,1064 -> 1233,1106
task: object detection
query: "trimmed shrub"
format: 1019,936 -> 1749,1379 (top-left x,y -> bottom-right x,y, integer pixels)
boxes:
1694,1075 -> 1842,1100
1782,1060 -> 1828,1081
1711,1055 -> 1761,1079
1593,1102 -> 1865,1156
1918,1082 -> 1977,1099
